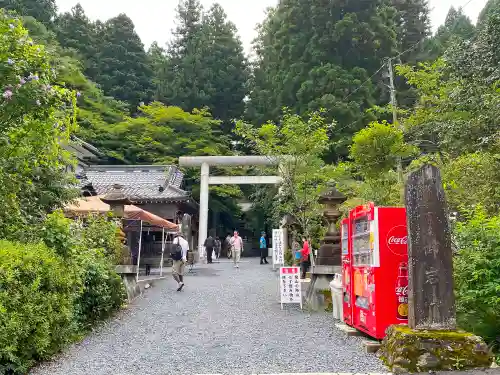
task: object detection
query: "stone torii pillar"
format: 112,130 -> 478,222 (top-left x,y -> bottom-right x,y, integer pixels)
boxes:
179,156 -> 281,259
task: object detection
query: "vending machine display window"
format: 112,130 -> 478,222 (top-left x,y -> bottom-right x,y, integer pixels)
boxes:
352,217 -> 371,266
341,222 -> 348,256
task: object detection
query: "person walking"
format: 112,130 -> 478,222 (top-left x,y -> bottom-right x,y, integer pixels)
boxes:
259,232 -> 268,264
171,232 -> 189,291
300,236 -> 311,279
204,235 -> 215,264
229,230 -> 243,268
224,233 -> 232,259
214,236 -> 221,260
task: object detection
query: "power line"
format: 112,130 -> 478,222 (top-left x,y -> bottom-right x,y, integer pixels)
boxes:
342,63 -> 387,102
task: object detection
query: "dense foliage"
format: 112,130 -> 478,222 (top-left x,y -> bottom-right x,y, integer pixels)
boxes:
0,240 -> 75,374
236,110 -> 334,238
0,10 -> 77,240
157,0 -> 248,129
0,211 -> 126,373
454,208 -> 500,346
247,0 -> 398,160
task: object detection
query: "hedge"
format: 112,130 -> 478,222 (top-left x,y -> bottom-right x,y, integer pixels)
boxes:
0,241 -> 76,374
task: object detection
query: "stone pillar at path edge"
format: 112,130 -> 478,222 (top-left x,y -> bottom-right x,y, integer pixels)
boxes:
378,164 -> 492,373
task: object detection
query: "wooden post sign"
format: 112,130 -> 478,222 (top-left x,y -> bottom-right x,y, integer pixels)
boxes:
272,228 -> 284,268
404,164 -> 456,330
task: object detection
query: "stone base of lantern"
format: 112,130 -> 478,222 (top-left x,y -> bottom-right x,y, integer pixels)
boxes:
378,325 -> 493,373
305,265 -> 341,311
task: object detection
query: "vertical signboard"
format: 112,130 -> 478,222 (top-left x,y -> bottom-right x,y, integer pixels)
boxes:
279,267 -> 302,309
272,228 -> 284,268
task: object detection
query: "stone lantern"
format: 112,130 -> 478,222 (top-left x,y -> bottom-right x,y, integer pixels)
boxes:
100,184 -> 131,218
315,183 -> 346,266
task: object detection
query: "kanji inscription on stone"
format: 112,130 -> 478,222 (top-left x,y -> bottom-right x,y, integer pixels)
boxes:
404,164 -> 456,330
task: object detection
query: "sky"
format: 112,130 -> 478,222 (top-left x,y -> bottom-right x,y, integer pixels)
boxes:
55,0 -> 489,54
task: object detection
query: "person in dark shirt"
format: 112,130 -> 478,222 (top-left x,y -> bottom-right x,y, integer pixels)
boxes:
204,235 -> 215,264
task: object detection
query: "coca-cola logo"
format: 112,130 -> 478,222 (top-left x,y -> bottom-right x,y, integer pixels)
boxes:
386,225 -> 408,256
395,285 -> 408,295
388,236 -> 408,245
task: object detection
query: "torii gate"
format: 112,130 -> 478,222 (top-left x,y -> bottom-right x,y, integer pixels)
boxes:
179,156 -> 282,255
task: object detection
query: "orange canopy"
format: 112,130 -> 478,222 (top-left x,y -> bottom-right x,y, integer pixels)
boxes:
64,196 -> 179,230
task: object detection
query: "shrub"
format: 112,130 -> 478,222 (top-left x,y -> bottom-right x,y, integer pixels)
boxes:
454,207 -> 500,346
0,240 -> 76,374
80,214 -> 124,264
39,211 -> 126,332
73,250 -> 126,331
40,210 -> 78,258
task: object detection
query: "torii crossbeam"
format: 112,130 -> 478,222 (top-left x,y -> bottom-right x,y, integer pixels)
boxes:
178,156 -> 282,258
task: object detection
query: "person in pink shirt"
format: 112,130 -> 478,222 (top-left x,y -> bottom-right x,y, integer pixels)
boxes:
300,237 -> 311,279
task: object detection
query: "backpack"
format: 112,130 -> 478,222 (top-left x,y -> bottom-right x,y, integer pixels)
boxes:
170,237 -> 183,261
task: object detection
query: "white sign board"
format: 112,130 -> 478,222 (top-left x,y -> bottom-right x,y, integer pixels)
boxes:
279,267 -> 302,309
272,228 -> 284,267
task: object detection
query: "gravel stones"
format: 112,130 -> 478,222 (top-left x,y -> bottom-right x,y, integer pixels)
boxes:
30,260 -> 386,375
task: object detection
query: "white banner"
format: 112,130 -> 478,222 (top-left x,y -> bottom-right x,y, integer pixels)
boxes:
272,228 -> 284,266
279,266 -> 302,309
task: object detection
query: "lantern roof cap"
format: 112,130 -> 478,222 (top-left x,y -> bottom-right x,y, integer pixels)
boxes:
318,182 -> 346,204
100,184 -> 132,205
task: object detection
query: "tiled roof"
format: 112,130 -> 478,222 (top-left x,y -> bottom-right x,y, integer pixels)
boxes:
79,165 -> 191,202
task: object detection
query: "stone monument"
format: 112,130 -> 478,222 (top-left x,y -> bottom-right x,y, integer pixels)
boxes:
379,165 -> 492,373
316,183 -> 346,266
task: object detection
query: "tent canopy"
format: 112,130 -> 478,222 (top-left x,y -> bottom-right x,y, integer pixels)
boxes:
64,196 -> 179,230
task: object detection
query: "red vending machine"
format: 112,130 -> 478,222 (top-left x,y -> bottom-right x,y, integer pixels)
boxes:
341,217 -> 353,325
349,202 -> 409,339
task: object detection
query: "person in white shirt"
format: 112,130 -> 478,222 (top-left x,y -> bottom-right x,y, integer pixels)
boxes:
172,232 -> 189,291
229,231 -> 244,268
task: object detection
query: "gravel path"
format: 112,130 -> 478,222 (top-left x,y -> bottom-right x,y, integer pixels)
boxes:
31,260 -> 387,375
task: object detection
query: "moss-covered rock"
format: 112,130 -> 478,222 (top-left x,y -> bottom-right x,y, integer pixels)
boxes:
378,325 -> 493,373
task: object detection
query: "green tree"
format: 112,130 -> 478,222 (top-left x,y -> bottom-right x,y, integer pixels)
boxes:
478,0 -> 500,27
54,3 -> 98,77
247,0 -> 398,160
0,11 -> 77,240
94,14 -> 153,110
162,1 -> 248,128
201,3 -> 247,128
0,0 -> 56,25
349,121 -> 418,178
92,102 -> 226,164
429,7 -> 475,59
392,0 -> 431,62
148,41 -> 168,102
163,0 -> 206,110
235,110 -> 334,238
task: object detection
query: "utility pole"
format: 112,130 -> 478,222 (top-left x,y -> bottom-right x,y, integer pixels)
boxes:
387,58 -> 398,126
387,57 -> 404,185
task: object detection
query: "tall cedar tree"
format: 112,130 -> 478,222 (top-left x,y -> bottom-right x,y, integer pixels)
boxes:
163,0 -> 206,110
94,14 -> 153,110
55,4 -> 99,78
162,1 -> 247,129
0,0 -> 57,25
428,7 -> 475,59
247,0 -> 398,160
478,0 -> 500,27
148,42 -> 169,102
391,0 -> 431,63
202,4 -> 248,130
389,0 -> 431,110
